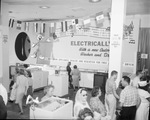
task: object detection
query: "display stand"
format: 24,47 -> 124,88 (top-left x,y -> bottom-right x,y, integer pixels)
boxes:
48,74 -> 68,97
30,97 -> 73,119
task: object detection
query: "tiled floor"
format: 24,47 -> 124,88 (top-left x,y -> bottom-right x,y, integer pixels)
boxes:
6,88 -> 105,119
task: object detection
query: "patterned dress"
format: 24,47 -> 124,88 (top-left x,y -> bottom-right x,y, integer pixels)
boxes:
90,97 -> 106,114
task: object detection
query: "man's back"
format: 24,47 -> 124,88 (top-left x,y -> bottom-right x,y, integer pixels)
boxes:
120,85 -> 139,107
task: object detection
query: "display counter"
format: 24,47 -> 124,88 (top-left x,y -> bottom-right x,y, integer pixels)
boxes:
48,74 -> 68,97
28,64 -> 108,89
30,97 -> 73,119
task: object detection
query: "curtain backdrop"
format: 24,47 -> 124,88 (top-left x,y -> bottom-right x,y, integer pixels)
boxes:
137,28 -> 150,75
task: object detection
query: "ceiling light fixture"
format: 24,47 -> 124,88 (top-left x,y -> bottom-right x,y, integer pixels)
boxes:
66,15 -> 75,18
39,6 -> 50,9
89,0 -> 101,3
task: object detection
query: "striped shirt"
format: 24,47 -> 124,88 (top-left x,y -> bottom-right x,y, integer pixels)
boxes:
120,85 -> 139,107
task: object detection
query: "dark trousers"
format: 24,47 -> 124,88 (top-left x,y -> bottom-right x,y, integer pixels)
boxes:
119,106 -> 136,120
68,75 -> 73,87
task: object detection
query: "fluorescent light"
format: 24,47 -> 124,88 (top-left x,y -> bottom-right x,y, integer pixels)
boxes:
89,0 -> 101,3
39,6 -> 50,9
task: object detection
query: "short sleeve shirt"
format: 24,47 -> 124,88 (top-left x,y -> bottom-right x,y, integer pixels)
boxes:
120,85 -> 139,107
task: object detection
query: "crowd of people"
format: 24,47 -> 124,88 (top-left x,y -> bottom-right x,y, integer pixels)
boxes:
73,70 -> 150,120
0,61 -> 150,120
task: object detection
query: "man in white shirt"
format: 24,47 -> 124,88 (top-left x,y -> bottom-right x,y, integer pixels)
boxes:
131,70 -> 143,88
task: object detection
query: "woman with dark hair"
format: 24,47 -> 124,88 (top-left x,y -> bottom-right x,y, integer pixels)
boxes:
90,86 -> 110,120
135,78 -> 150,120
78,107 -> 94,120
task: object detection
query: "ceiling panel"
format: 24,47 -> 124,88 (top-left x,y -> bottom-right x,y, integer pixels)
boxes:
2,0 -> 150,21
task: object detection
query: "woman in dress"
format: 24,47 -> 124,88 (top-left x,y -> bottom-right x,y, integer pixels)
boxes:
70,65 -> 80,91
105,70 -> 120,120
90,86 -> 107,117
15,69 -> 28,114
135,79 -> 150,120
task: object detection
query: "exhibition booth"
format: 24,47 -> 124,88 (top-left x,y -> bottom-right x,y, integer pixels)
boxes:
8,16 -> 140,92
8,14 -> 140,99
1,0 -> 150,119
7,10 -> 140,120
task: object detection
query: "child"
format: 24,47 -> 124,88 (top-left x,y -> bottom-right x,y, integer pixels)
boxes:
41,84 -> 55,101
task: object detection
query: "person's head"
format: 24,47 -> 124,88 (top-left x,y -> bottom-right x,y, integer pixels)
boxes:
138,76 -> 148,91
78,108 -> 94,120
26,70 -> 32,78
15,67 -> 19,74
121,76 -> 130,87
24,64 -> 29,68
74,65 -> 77,69
91,86 -> 101,97
136,70 -> 143,78
75,88 -> 88,103
111,70 -> 118,81
44,84 -> 55,97
19,69 -> 25,75
146,75 -> 150,83
67,62 -> 71,66
118,80 -> 124,89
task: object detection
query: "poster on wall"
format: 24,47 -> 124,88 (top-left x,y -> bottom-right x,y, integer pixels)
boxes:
50,27 -> 110,71
50,18 -> 139,72
122,19 -> 140,73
